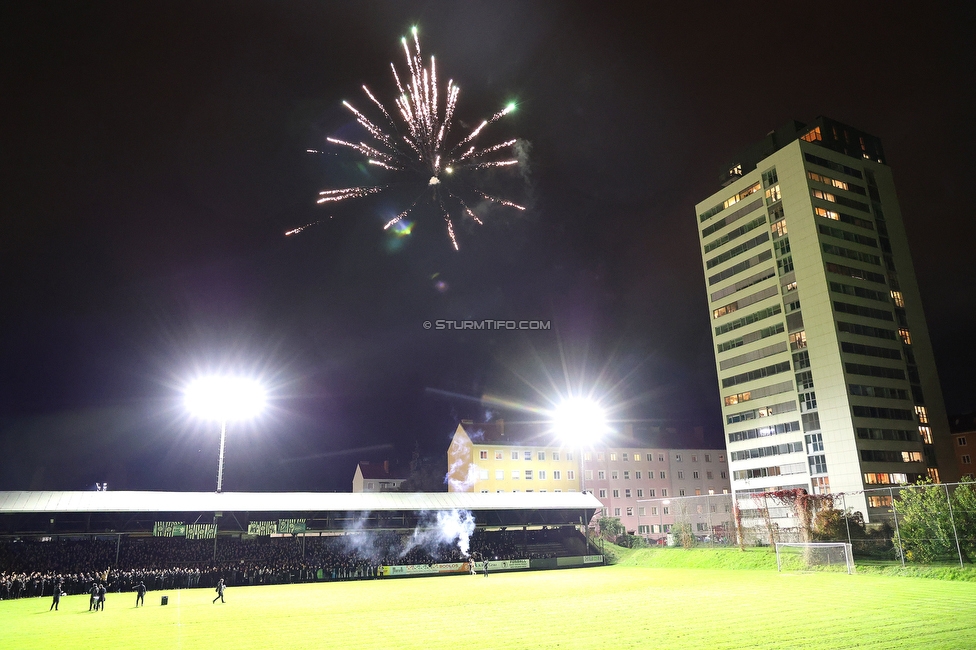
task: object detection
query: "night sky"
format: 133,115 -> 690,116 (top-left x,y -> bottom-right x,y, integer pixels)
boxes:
2,1 -> 973,492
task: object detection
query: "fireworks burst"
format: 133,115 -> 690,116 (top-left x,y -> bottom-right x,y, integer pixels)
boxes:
297,27 -> 525,250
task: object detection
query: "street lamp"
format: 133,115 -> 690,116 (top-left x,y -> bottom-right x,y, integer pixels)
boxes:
185,376 -> 266,493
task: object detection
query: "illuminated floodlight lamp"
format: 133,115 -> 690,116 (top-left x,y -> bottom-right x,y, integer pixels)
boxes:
553,397 -> 607,495
185,376 -> 266,493
553,397 -> 607,448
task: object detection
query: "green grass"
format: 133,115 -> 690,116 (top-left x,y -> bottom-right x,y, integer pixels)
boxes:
3,565 -> 976,649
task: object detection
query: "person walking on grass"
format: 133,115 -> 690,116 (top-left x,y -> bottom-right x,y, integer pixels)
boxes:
212,578 -> 225,604
49,581 -> 63,611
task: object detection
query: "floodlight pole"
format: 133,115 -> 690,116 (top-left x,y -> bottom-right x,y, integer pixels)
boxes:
216,419 -> 227,493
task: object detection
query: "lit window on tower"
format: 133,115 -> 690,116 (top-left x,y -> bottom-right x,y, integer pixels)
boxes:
800,126 -> 822,142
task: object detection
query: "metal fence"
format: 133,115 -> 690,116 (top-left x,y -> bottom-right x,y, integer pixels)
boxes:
636,481 -> 976,568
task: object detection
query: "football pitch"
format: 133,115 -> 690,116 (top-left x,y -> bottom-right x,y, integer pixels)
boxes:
3,565 -> 975,650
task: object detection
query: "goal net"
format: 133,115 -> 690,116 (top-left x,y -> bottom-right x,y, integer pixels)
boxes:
775,542 -> 854,574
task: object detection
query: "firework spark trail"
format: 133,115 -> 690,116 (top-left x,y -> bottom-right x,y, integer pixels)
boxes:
285,220 -> 322,236
295,27 -> 524,248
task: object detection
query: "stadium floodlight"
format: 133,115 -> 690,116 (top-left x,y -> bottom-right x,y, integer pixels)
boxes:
185,376 -> 266,493
553,397 -> 607,494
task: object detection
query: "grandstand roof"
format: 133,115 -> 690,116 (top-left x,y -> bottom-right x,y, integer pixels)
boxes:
0,490 -> 603,514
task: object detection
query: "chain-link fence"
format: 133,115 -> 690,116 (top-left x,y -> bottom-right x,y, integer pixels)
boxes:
637,481 -> 976,567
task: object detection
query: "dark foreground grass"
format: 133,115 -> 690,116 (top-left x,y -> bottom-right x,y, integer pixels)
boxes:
3,564 -> 975,649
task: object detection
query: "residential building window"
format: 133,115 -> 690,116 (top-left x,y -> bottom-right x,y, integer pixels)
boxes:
613,489 -> 620,498
567,470 -> 575,480
553,470 -> 561,480
663,506 -> 670,515
916,406 -> 929,424
495,470 -> 504,480
512,451 -> 519,460
599,489 -> 607,498
538,451 -> 546,461
623,471 -> 631,480
675,454 -> 682,462
610,453 -> 618,461
692,455 -> 698,462
625,489 -> 632,498
661,489 -> 668,497
707,471 -> 713,480
598,471 -> 606,480
963,455 -> 972,465
596,453 -> 604,461
623,453 -> 629,461
479,470 -> 489,480
585,470 -> 593,481
677,471 -> 684,479
899,328 -> 912,345
648,489 -> 656,497
552,452 -> 560,461
480,450 -> 488,460
584,452 -> 591,461
495,451 -> 503,460
367,482 -> 374,490
659,454 -> 665,462
693,471 -> 700,479
646,454 -> 653,461
679,489 -> 686,496
626,507 -> 634,516
705,454 -> 711,462
651,507 -> 658,515
721,471 -> 727,479
539,470 -> 547,480
639,507 -> 646,516
635,471 -> 642,479
566,452 -> 574,461
637,489 -> 644,498
524,470 -> 533,480
614,508 -> 621,516
511,470 -> 520,479
481,490 -> 489,494
612,471 -> 619,480
958,437 -> 968,446
660,472 -> 666,479
524,451 -> 532,460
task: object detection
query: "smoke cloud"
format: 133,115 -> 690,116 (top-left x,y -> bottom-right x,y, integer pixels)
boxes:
401,509 -> 476,558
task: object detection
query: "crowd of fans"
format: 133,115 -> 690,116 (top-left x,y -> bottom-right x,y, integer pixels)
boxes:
1,527 -> 581,599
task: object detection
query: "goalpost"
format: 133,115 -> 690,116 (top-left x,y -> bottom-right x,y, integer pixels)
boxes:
775,542 -> 855,574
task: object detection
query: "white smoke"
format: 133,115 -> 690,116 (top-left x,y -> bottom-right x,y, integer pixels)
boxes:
401,509 -> 476,558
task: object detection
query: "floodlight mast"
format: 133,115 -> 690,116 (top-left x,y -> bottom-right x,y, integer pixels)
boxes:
185,376 -> 266,493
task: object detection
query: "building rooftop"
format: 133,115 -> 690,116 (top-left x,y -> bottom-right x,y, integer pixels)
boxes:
719,116 -> 886,187
457,420 -> 720,450
356,461 -> 409,480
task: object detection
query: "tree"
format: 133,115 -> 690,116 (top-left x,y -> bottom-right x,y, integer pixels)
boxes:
597,516 -> 624,541
949,478 -> 976,562
893,480 -> 958,563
